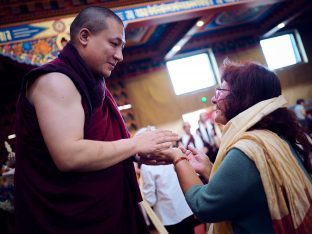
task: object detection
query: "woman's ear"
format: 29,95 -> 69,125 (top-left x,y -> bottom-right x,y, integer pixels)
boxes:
78,28 -> 91,46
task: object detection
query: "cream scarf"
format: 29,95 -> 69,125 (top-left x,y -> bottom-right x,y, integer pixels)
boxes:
211,95 -> 312,234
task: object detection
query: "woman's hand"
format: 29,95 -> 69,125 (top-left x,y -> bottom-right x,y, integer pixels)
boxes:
158,147 -> 185,162
138,147 -> 185,165
181,145 -> 213,180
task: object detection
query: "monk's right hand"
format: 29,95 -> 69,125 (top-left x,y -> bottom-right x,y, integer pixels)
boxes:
133,129 -> 178,155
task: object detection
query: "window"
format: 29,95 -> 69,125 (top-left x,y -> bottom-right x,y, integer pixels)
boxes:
166,50 -> 218,95
260,31 -> 307,70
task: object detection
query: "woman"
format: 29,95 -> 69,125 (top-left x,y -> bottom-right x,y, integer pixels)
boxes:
157,61 -> 312,234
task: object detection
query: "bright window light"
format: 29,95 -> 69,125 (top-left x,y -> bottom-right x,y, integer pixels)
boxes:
182,109 -> 206,134
260,34 -> 301,70
166,53 -> 217,95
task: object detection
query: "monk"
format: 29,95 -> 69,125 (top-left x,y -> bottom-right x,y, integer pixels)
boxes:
14,6 -> 177,234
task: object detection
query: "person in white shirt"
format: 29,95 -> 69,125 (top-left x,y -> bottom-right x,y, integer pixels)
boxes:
138,126 -> 195,234
196,112 -> 219,162
179,122 -> 204,151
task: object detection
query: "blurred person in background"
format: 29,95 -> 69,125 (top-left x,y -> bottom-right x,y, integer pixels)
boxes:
196,113 -> 219,163
179,122 -> 205,152
294,98 -> 311,134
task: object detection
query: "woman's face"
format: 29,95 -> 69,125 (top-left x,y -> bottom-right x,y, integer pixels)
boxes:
211,81 -> 231,125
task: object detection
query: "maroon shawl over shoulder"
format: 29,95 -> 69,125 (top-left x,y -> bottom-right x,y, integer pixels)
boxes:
15,43 -> 148,234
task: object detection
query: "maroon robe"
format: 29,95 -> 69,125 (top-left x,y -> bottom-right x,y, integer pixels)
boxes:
14,43 -> 149,234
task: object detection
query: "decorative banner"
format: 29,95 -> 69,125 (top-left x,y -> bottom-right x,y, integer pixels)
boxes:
0,18 -> 71,66
114,0 -> 239,22
0,18 -> 72,45
0,18 -> 71,65
0,25 -> 46,44
0,0 -> 240,66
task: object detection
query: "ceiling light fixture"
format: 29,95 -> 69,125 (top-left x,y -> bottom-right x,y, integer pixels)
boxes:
118,104 -> 132,111
8,134 -> 16,139
196,20 -> 204,27
172,45 -> 181,52
277,23 -> 285,29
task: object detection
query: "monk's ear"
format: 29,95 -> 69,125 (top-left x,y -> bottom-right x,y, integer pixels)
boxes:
77,28 -> 91,46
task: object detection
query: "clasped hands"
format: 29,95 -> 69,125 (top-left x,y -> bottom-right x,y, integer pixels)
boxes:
139,146 -> 211,175
133,128 -> 212,175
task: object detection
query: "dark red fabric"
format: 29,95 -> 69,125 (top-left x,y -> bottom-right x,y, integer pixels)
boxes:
272,206 -> 312,234
272,193 -> 312,234
14,43 -> 148,234
186,135 -> 195,148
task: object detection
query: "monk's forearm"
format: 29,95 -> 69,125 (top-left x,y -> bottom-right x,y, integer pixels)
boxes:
53,138 -> 137,172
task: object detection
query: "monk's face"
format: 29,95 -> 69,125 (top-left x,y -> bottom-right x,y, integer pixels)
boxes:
85,17 -> 125,78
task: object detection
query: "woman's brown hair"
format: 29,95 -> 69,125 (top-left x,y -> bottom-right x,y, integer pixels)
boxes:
221,61 -> 312,172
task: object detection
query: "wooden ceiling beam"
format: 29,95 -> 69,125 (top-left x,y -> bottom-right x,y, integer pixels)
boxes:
164,13 -> 216,59
0,0 -> 159,26
183,25 -> 259,51
122,18 -> 199,63
125,0 -> 287,29
259,0 -> 312,37
122,50 -> 159,63
125,0 -> 288,59
170,0 -> 306,55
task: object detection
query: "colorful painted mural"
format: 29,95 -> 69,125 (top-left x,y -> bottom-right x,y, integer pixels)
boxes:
0,37 -> 60,66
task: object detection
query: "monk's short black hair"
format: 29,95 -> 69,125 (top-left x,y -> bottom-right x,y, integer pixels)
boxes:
70,6 -> 123,44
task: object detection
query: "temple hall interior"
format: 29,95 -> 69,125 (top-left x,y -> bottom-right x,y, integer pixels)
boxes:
1,0 -> 312,233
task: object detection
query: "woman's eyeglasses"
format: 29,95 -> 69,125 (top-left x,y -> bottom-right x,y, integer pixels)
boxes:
214,87 -> 230,99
